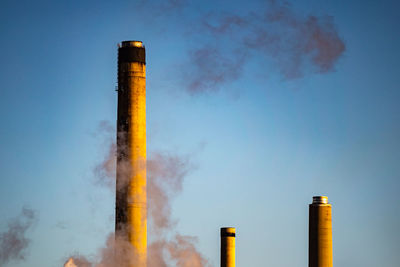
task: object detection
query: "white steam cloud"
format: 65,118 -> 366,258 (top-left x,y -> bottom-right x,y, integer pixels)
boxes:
65,121 -> 210,267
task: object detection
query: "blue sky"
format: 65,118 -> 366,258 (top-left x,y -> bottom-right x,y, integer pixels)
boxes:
0,0 -> 399,266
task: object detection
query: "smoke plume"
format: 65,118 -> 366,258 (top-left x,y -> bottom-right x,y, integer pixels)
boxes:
184,0 -> 345,93
65,232 -> 147,267
130,0 -> 345,93
147,151 -> 193,232
0,207 -> 37,266
93,121 -> 116,188
185,46 -> 246,94
146,151 -> 210,267
149,234 -> 210,267
66,122 -> 210,267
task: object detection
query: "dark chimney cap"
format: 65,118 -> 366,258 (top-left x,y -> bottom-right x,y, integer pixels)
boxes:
118,40 -> 146,64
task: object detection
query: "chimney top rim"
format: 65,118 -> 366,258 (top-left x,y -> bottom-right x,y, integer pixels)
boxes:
312,196 -> 329,204
121,41 -> 144,48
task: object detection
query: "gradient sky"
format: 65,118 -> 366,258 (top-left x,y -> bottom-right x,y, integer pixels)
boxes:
0,0 -> 399,266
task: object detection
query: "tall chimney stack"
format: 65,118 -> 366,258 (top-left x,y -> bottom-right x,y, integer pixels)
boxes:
309,196 -> 333,267
116,40 -> 147,267
221,227 -> 236,267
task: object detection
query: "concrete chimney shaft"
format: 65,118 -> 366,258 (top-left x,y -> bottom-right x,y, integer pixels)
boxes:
221,227 -> 235,267
116,40 -> 147,267
309,196 -> 333,267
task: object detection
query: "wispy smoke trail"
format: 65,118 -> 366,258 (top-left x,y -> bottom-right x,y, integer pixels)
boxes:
132,0 -> 345,93
166,235 -> 210,267
65,122 -> 210,267
146,151 -> 210,267
93,121 -> 116,188
182,0 -> 345,93
0,207 -> 37,266
147,151 -> 193,232
148,234 -> 210,267
185,46 -> 246,94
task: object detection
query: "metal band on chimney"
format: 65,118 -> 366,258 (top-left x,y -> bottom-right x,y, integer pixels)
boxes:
221,232 -> 236,237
